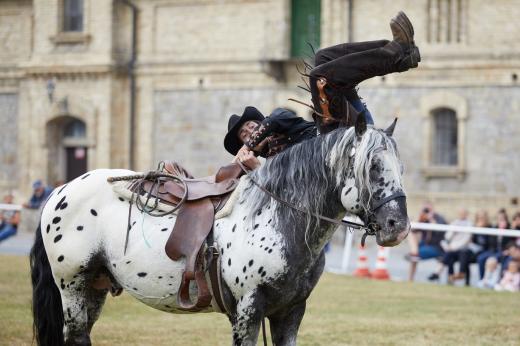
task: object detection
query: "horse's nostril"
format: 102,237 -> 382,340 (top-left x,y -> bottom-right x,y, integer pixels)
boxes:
388,219 -> 396,228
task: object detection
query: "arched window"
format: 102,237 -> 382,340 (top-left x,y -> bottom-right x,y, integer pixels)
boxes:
63,119 -> 86,138
432,108 -> 457,166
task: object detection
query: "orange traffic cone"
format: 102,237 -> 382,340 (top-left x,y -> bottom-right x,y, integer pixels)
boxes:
371,246 -> 390,280
353,244 -> 371,278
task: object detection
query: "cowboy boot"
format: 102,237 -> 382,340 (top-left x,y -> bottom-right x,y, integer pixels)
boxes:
389,11 -> 421,71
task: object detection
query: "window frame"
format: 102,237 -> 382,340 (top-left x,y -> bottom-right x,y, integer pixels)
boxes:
420,92 -> 468,179
62,0 -> 84,33
51,0 -> 90,45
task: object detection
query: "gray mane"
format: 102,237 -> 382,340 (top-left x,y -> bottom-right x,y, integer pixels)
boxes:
242,126 -> 402,245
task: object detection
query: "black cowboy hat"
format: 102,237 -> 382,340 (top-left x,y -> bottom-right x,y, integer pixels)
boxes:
224,106 -> 265,155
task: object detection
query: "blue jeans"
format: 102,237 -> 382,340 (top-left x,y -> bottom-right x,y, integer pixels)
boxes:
477,250 -> 500,279
0,224 -> 17,242
350,99 -> 375,125
418,242 -> 443,260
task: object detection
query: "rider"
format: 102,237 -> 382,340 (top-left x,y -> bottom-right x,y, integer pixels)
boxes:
224,11 -> 419,167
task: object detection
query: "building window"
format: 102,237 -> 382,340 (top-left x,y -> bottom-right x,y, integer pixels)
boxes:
63,0 -> 84,32
427,0 -> 466,44
291,0 -> 321,57
64,119 -> 86,138
432,108 -> 457,165
420,92 -> 467,179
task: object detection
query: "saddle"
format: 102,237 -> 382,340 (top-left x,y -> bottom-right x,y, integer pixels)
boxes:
133,161 -> 243,312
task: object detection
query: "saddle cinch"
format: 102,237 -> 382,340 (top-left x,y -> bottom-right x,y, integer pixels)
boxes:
133,161 -> 243,312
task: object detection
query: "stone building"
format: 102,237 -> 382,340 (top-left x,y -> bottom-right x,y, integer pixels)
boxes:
1,0 -> 519,219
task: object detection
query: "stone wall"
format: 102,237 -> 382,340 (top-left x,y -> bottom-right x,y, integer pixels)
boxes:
0,93 -> 19,191
360,85 -> 520,219
152,88 -> 278,175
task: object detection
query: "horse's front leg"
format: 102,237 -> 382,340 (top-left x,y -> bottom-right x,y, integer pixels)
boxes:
268,301 -> 306,346
230,291 -> 264,346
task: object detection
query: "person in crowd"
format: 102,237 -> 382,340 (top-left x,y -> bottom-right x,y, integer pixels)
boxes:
22,180 -> 53,210
511,212 -> 520,243
493,260 -> 520,292
480,242 -> 520,289
427,209 -> 472,282
476,209 -> 516,284
406,201 -> 447,281
0,194 -> 20,242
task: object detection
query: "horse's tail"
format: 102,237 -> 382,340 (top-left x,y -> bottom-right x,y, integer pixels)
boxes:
30,223 -> 65,346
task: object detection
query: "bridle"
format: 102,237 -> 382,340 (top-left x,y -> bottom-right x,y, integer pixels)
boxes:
238,135 -> 405,246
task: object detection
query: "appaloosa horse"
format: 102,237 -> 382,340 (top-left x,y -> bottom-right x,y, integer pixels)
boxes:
30,116 -> 409,346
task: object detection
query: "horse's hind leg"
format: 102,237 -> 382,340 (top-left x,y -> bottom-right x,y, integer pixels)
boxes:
268,301 -> 306,346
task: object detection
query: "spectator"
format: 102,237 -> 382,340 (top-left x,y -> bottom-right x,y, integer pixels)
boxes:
406,201 -> 447,281
22,180 -> 53,209
427,209 -> 472,283
493,260 -> 520,292
476,209 -> 516,284
511,212 -> 520,246
0,194 -> 20,242
481,242 -> 520,289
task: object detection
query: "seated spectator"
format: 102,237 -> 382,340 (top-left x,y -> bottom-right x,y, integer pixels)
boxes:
476,209 -> 516,285
493,260 -> 519,292
427,209 -> 472,283
481,243 -> 520,289
0,194 -> 20,242
406,201 -> 447,281
22,180 -> 53,209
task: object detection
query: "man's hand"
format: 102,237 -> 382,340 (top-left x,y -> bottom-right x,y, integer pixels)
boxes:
235,147 -> 261,170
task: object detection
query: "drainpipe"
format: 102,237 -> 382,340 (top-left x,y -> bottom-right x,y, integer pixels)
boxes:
348,0 -> 354,42
120,0 -> 137,170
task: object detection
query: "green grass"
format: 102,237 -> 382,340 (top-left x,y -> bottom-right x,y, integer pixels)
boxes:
1,254 -> 519,345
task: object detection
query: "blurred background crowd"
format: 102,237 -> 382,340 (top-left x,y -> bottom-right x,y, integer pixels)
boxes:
406,201 -> 520,292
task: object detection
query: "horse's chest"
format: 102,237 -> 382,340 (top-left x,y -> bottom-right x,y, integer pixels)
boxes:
215,213 -> 287,298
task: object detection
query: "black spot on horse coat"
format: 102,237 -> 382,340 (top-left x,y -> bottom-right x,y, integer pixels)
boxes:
90,209 -> 98,216
55,196 -> 66,211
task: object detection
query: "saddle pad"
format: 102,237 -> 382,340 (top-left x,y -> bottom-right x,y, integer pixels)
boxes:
215,176 -> 246,220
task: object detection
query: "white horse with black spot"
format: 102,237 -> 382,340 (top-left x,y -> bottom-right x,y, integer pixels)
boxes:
31,116 -> 409,346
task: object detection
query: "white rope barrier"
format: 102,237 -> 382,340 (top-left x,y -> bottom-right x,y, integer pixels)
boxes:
411,222 -> 520,238
331,220 -> 520,274
0,204 -> 22,211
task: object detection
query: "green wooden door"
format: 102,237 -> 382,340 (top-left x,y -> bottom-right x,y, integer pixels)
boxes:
291,0 -> 321,58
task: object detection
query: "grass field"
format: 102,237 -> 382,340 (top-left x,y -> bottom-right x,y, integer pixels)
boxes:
1,254 -> 519,346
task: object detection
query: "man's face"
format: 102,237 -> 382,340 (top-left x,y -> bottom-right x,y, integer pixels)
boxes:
3,195 -> 13,204
238,121 -> 259,144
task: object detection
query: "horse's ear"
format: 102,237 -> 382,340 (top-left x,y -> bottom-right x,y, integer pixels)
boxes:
355,111 -> 367,137
384,118 -> 398,137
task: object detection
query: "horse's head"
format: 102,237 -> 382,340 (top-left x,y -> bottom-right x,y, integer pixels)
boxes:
333,114 -> 409,246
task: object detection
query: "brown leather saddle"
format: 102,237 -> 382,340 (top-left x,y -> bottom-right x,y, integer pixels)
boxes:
132,161 -> 242,311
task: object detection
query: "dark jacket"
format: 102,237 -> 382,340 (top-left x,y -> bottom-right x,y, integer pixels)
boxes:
246,108 -> 317,157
